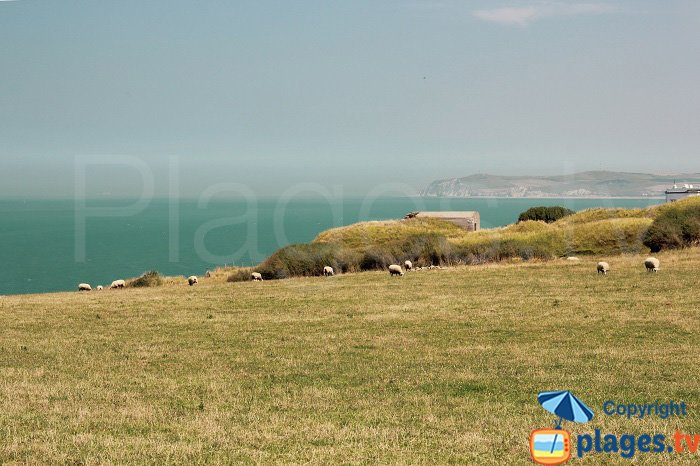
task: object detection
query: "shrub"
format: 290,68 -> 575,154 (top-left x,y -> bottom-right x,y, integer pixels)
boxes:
454,233 -> 559,263
359,247 -> 397,271
518,206 -> 575,223
256,243 -> 350,280
400,234 -> 453,266
128,270 -> 163,287
643,198 -> 700,252
227,268 -> 254,283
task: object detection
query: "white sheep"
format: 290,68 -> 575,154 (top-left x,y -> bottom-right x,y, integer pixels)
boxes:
110,279 -> 125,289
188,276 -> 198,286
404,260 -> 413,271
388,264 -> 404,276
251,272 -> 263,281
596,262 -> 609,275
96,285 -> 103,291
78,283 -> 92,291
644,257 -> 660,272
323,266 -> 334,277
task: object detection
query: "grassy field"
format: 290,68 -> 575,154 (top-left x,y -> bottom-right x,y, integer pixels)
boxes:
2,249 -> 700,464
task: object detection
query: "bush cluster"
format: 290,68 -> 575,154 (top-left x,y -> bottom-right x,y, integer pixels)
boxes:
518,206 -> 575,223
231,232 -> 560,282
643,200 -> 700,252
254,243 -> 361,280
128,270 -> 163,287
226,268 -> 254,282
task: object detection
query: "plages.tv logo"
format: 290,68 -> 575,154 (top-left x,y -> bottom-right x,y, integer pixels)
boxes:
530,390 -> 594,465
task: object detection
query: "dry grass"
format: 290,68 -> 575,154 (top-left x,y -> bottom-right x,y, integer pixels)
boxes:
314,217 -> 469,248
1,248 -> 700,464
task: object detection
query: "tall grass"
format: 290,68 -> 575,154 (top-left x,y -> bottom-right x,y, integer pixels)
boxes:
127,270 -> 163,287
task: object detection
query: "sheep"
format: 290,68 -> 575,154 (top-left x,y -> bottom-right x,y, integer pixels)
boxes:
78,283 -> 92,291
388,264 -> 404,276
96,285 -> 103,291
323,266 -> 334,277
596,262 -> 609,275
205,270 -> 212,278
188,276 -> 198,286
110,279 -> 125,289
251,272 -> 263,281
404,260 -> 413,271
644,257 -> 660,272
567,256 -> 580,261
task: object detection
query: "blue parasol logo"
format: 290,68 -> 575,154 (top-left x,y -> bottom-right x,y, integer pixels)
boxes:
538,390 -> 594,428
530,391 -> 594,465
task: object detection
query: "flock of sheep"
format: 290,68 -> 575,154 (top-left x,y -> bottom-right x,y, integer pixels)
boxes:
77,257 -> 662,291
77,279 -> 124,292
596,257 -> 660,275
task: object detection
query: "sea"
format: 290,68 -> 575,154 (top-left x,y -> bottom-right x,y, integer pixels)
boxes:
0,197 -> 662,295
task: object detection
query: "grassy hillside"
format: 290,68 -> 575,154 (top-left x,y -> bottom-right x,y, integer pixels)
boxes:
230,198 -> 698,281
2,249 -> 700,464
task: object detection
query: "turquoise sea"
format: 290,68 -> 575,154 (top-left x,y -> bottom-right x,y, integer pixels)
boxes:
0,197 -> 662,295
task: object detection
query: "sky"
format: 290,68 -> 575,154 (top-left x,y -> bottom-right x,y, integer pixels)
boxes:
1,0 -> 700,197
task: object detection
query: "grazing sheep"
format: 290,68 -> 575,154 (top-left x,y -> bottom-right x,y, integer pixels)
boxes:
96,285 -> 103,291
645,257 -> 660,272
323,266 -> 334,277
388,264 -> 404,276
78,283 -> 92,291
404,260 -> 413,271
251,272 -> 263,281
596,262 -> 609,275
188,276 -> 198,286
110,279 -> 125,289
205,270 -> 212,278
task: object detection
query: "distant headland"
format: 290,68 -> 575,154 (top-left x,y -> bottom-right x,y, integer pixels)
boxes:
421,171 -> 700,198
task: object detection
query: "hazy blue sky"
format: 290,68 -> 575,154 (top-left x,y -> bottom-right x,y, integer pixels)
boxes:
1,1 -> 699,197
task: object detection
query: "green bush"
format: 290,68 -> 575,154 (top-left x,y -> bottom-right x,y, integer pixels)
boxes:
518,206 -> 575,223
359,247 -> 397,271
643,199 -> 700,252
454,235 -> 557,264
227,268 -> 254,283
400,234 -> 453,266
256,243 -> 354,280
128,270 -> 163,287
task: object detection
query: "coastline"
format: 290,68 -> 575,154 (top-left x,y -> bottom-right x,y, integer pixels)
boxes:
0,197 -> 664,296
417,195 -> 665,200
